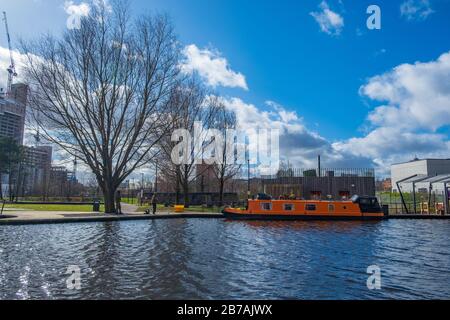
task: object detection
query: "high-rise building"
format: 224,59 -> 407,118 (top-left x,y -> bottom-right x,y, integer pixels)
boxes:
0,83 -> 28,144
22,145 -> 53,195
1,84 -> 55,197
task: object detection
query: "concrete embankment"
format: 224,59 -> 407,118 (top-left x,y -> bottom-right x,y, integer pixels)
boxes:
2,209 -> 450,226
0,209 -> 223,225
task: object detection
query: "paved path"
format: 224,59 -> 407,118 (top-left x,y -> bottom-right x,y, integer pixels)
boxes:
387,214 -> 450,219
120,202 -> 139,214
0,206 -> 223,225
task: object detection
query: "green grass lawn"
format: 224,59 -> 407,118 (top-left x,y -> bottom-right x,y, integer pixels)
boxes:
3,203 -> 105,212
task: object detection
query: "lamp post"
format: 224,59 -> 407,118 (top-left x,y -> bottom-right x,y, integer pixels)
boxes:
247,158 -> 250,199
141,173 -> 144,205
155,161 -> 158,193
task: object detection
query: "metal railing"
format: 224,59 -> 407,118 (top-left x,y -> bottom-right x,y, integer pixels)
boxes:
260,168 -> 375,179
377,191 -> 449,215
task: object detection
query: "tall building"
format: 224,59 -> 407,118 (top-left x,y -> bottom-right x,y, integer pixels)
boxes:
1,84 -> 55,197
22,146 -> 53,195
0,83 -> 28,144
47,166 -> 78,197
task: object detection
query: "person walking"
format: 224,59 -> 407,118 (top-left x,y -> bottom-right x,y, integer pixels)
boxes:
115,191 -> 122,214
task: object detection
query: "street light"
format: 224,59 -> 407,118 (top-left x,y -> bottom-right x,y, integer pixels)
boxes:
155,161 -> 158,193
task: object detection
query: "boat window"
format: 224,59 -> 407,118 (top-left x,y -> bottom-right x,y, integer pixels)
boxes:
305,204 -> 316,211
360,198 -> 371,205
284,204 -> 294,211
328,204 -> 334,212
261,203 -> 272,210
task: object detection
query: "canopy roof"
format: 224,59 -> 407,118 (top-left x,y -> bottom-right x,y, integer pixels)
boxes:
399,174 -> 450,184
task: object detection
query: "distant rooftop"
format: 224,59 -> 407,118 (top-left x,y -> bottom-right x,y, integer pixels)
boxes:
392,158 -> 450,166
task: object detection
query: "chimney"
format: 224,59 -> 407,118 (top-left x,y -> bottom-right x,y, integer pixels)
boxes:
318,155 -> 321,177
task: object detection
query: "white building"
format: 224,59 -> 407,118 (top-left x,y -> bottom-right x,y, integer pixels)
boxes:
391,158 -> 450,193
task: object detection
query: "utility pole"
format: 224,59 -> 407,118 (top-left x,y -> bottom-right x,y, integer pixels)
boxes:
247,158 -> 250,199
73,157 -> 77,182
318,155 -> 321,177
155,161 -> 158,193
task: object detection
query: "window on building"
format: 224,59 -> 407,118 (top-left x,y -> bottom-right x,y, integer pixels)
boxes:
284,204 -> 294,211
306,204 -> 316,211
261,203 -> 272,210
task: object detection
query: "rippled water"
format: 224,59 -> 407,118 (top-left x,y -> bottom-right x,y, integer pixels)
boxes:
1,218 -> 450,299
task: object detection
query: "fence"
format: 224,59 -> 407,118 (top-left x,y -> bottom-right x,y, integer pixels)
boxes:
260,168 -> 375,179
258,168 -> 376,200
377,191 -> 448,215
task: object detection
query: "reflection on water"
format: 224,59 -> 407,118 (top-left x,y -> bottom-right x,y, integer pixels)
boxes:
1,219 -> 450,299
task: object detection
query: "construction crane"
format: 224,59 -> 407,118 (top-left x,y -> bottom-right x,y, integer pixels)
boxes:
2,11 -> 17,96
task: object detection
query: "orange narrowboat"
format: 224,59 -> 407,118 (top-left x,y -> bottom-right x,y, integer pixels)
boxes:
223,194 -> 385,220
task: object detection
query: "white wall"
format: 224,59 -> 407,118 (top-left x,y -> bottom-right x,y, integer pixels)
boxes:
391,160 -> 427,192
391,159 -> 450,192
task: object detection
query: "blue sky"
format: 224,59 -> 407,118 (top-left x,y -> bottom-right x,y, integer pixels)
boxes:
1,0 -> 450,174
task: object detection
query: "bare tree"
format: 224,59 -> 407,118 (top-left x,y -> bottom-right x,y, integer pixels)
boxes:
157,78 -> 219,206
22,2 -> 180,212
210,102 -> 242,206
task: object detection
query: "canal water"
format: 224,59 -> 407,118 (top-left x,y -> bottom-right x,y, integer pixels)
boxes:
0,219 -> 449,299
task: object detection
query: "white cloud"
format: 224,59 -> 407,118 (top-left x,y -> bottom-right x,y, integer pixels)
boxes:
181,44 -> 248,90
310,1 -> 344,36
400,0 -> 434,21
64,1 -> 90,16
218,97 -> 303,133
217,51 -> 450,174
361,51 -> 450,131
64,1 -> 90,30
336,51 -> 450,172
216,96 -> 365,170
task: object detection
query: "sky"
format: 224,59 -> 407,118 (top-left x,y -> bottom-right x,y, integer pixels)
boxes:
1,0 -> 450,177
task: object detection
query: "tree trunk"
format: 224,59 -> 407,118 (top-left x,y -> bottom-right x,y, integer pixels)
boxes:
102,180 -> 117,214
183,181 -> 189,207
104,189 -> 116,213
8,170 -> 13,202
175,168 -> 181,204
219,179 -> 224,207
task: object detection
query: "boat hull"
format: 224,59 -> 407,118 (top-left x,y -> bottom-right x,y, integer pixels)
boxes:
222,209 -> 385,221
